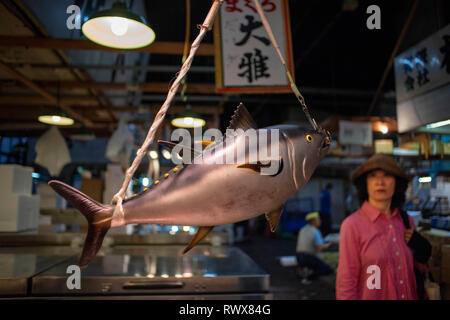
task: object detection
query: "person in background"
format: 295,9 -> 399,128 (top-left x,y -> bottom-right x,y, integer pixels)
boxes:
319,183 -> 333,236
296,212 -> 334,283
345,185 -> 359,217
336,154 -> 417,300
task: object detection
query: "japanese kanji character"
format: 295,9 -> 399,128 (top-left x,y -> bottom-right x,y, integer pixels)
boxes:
440,34 -> 450,74
404,75 -> 415,92
235,15 -> 270,46
403,56 -> 413,75
415,47 -> 430,86
417,68 -> 429,86
416,47 -> 429,65
238,48 -> 270,83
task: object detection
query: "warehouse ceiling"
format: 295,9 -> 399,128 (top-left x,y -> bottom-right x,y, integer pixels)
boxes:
0,0 -> 449,138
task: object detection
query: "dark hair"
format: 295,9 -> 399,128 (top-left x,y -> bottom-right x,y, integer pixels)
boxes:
326,183 -> 333,190
354,171 -> 408,210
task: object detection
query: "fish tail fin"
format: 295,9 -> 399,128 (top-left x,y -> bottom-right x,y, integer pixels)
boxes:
48,180 -> 113,267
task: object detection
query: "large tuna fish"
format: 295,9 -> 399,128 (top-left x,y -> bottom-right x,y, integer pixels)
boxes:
49,103 -> 330,266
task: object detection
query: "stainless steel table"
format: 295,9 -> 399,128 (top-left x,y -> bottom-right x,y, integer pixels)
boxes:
1,246 -> 271,299
0,248 -> 74,296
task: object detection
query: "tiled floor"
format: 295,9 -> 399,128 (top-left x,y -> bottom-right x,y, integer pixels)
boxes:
236,235 -> 337,300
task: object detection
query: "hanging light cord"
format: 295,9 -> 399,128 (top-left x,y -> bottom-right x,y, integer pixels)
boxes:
251,0 -> 319,131
110,0 -> 224,226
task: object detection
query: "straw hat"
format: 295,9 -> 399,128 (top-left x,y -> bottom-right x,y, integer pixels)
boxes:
305,212 -> 320,221
351,154 -> 408,184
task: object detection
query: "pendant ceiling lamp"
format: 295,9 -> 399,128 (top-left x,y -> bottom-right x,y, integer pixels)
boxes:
171,105 -> 205,128
82,1 -> 156,49
38,111 -> 75,126
38,82 -> 74,126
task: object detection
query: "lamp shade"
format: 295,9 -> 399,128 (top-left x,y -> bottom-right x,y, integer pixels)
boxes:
171,110 -> 206,128
82,2 -> 155,49
38,112 -> 74,126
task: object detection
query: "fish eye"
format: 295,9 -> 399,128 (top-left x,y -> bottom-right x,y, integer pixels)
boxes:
306,134 -> 313,143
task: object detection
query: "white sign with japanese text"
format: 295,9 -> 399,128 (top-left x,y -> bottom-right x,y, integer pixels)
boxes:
394,23 -> 450,102
339,121 -> 373,147
214,0 -> 294,93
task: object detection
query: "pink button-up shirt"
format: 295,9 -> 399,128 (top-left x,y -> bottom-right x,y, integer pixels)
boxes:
336,201 -> 418,300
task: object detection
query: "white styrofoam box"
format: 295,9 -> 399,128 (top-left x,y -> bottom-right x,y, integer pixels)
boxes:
0,194 -> 40,232
0,165 -> 33,196
37,182 -> 67,209
37,182 -> 55,206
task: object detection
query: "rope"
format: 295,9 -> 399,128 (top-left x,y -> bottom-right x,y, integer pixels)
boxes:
252,0 -> 319,131
110,0 -> 224,226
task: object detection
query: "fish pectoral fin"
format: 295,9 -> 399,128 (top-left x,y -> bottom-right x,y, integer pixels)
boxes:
236,162 -> 270,173
182,226 -> 214,254
196,140 -> 215,147
236,157 -> 283,176
265,206 -> 284,232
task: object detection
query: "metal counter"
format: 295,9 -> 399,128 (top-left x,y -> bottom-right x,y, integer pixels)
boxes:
0,246 -> 271,299
0,247 -> 74,296
0,232 -> 229,246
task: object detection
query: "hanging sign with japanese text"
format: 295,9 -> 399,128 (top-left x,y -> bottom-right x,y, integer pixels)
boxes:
339,121 -> 373,147
214,0 -> 294,93
394,23 -> 450,103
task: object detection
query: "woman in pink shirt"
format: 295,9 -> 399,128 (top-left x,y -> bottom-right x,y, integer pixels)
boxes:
336,154 -> 417,300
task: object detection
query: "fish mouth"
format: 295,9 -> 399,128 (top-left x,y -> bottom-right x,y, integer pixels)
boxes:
321,136 -> 331,149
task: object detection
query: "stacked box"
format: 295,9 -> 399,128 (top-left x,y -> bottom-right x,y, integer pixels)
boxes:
0,165 -> 33,195
103,164 -> 125,204
0,165 -> 40,232
103,164 -> 133,235
38,182 -> 60,209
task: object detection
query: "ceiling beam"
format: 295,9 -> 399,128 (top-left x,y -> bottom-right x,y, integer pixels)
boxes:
7,63 -> 215,73
2,1 -> 116,123
0,95 -> 99,105
0,60 -> 94,127
0,104 -> 223,115
35,81 -> 216,94
0,36 -> 215,56
0,122 -> 109,131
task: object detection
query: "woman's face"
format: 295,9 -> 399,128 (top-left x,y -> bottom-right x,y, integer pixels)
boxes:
366,169 -> 396,203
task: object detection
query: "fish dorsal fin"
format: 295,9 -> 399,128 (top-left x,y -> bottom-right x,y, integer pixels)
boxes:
227,103 -> 257,131
265,206 -> 284,232
182,226 -> 214,254
236,157 -> 283,176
